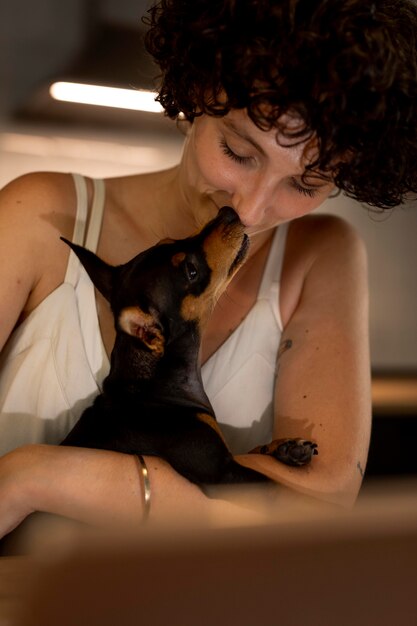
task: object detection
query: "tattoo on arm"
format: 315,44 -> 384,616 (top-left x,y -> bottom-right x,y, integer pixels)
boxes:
276,338 -> 293,378
278,338 -> 293,359
357,461 -> 364,478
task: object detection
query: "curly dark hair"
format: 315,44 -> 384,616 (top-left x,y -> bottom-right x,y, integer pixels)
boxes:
144,0 -> 417,208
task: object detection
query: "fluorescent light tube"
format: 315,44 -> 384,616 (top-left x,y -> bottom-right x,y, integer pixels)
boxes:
49,81 -> 163,113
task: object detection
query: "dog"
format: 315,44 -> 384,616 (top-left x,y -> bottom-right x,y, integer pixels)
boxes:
61,207 -> 317,489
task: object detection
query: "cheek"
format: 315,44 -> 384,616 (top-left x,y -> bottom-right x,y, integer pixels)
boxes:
192,127 -> 235,192
195,149 -> 220,186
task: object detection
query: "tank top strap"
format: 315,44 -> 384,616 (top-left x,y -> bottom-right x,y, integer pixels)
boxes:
85,178 -> 106,253
64,173 -> 89,285
64,175 -> 106,286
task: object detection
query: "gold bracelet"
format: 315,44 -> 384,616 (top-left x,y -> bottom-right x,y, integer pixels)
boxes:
136,454 -> 151,522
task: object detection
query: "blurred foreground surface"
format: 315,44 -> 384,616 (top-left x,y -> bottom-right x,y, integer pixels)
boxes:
1,478 -> 416,626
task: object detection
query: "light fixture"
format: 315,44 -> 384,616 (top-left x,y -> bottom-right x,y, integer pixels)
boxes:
49,81 -> 163,114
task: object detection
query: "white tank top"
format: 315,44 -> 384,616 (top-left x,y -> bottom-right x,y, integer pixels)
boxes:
0,174 -> 286,456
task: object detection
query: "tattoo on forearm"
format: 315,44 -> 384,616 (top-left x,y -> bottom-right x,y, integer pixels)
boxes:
357,461 -> 364,478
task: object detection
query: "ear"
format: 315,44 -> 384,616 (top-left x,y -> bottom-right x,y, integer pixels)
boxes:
118,306 -> 165,356
61,237 -> 115,301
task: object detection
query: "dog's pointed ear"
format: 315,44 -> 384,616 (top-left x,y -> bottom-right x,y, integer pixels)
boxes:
118,306 -> 165,356
61,237 -> 115,301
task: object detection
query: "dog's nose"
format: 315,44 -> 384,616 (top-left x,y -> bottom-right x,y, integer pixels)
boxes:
218,206 -> 240,225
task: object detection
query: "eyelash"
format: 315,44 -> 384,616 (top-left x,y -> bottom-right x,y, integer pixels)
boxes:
219,139 -> 251,165
290,178 -> 318,198
220,138 -> 319,198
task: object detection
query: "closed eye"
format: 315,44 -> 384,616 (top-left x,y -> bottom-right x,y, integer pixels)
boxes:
290,177 -> 320,198
219,138 -> 252,165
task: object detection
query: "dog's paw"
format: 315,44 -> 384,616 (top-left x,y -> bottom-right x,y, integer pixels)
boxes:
252,438 -> 318,467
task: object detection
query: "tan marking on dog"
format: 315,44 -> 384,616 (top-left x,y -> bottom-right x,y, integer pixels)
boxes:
203,225 -> 245,273
171,251 -> 186,267
119,306 -> 165,355
204,236 -> 233,272
181,221 -> 247,324
196,413 -> 229,448
181,292 -> 215,324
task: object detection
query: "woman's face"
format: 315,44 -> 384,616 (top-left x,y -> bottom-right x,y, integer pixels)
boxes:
181,108 -> 335,237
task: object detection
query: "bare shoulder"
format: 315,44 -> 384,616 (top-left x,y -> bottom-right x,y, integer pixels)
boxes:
0,170 -> 80,289
290,212 -> 365,260
280,213 -> 367,328
0,172 -> 80,345
0,171 -> 78,232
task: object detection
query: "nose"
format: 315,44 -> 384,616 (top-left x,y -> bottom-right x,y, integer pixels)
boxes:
230,170 -> 280,227
231,189 -> 270,227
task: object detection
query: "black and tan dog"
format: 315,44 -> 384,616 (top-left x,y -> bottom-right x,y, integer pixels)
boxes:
61,207 -> 317,489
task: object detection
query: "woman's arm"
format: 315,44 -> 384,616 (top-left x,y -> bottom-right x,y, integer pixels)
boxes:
237,215 -> 372,507
0,444 -> 278,539
0,446 -> 168,535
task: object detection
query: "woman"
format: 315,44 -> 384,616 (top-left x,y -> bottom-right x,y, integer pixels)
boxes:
0,0 -> 416,537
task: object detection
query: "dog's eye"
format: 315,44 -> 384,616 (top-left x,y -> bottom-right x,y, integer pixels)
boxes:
184,261 -> 198,281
